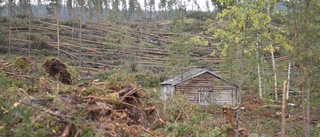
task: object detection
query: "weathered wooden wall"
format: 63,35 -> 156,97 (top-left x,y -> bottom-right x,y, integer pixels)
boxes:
175,73 -> 236,105
161,84 -> 175,101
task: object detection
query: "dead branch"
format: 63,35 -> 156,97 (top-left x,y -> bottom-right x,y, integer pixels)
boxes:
0,64 -> 13,70
261,105 -> 282,108
175,103 -> 187,123
20,101 -> 77,125
121,88 -> 139,101
59,125 -> 71,137
47,43 -> 78,58
0,70 -> 37,79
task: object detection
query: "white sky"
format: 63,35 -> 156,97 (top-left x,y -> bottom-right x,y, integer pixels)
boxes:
139,0 -> 214,11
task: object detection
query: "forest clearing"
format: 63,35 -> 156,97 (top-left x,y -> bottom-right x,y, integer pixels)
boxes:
0,0 -> 320,137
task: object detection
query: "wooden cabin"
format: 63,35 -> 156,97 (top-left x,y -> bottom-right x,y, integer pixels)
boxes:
160,69 -> 238,106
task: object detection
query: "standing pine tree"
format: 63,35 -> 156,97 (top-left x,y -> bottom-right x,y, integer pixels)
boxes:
79,0 -> 83,66
121,0 -> 127,20
166,11 -> 190,86
148,0 -> 155,19
110,0 -> 120,21
128,0 -> 136,20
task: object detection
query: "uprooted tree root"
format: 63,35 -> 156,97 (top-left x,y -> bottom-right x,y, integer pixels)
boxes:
221,105 -> 249,137
42,58 -> 72,85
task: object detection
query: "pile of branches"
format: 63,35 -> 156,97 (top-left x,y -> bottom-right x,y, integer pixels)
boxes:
69,81 -> 163,136
25,79 -> 165,136
1,57 -> 165,136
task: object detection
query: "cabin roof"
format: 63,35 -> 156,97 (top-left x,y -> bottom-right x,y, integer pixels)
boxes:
160,69 -> 237,87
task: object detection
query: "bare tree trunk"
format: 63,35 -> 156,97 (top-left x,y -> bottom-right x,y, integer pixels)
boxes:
267,0 -> 278,102
300,62 -> 306,134
28,1 -> 31,57
286,63 -> 291,99
304,0 -> 310,136
235,42 -> 244,137
271,44 -> 277,101
38,0 -> 42,18
149,3 -> 152,19
56,1 -> 60,57
79,0 -> 83,66
98,0 -> 102,37
179,45 -> 183,94
281,80 -> 287,137
72,0 -> 75,41
71,0 -> 74,20
256,34 -> 262,98
9,0 -> 13,54
291,0 -> 306,134
9,21 -> 12,54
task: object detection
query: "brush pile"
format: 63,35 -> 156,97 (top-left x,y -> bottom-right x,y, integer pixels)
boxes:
49,80 -> 163,136
0,57 -> 164,137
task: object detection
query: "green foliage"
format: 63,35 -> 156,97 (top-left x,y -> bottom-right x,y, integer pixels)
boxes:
14,14 -> 29,19
78,127 -> 95,137
211,0 -> 236,12
166,11 -> 191,74
0,86 -> 54,137
0,71 -> 27,90
46,0 -> 62,15
164,122 -> 192,136
161,95 -> 229,137
13,57 -> 30,73
162,95 -> 188,121
108,0 -> 121,21
134,70 -> 163,87
67,66 -> 80,82
211,0 -> 291,97
0,72 -> 11,89
186,11 -> 215,20
183,20 -> 207,32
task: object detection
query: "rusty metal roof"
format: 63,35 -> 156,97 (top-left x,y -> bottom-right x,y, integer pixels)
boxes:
160,69 -> 237,87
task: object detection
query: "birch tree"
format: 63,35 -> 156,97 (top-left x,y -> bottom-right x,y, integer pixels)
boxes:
213,4 -> 291,135
266,0 -> 278,102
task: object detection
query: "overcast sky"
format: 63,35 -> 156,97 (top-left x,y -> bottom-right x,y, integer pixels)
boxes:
139,0 -> 215,11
